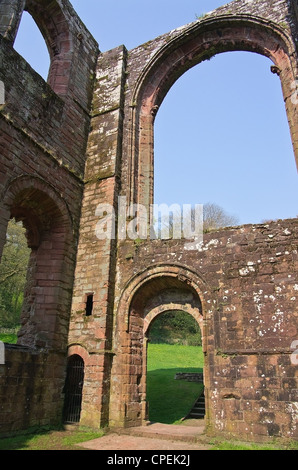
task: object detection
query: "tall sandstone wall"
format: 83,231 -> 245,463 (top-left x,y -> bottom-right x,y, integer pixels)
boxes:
0,0 -> 98,434
0,0 -> 297,442
70,0 -> 298,442
110,219 -> 298,441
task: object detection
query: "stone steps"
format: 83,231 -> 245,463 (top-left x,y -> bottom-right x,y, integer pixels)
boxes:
118,421 -> 207,445
115,391 -> 207,445
186,391 -> 206,420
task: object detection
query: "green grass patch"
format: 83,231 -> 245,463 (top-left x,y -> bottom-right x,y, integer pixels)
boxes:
147,343 -> 204,424
210,438 -> 298,451
211,441 -> 279,451
0,428 -> 104,451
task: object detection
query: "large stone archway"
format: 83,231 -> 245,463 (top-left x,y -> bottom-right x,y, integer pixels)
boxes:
126,15 -> 297,210
1,175 -> 74,350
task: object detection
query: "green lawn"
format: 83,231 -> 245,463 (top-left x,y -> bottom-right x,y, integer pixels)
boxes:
0,429 -> 104,451
147,343 -> 204,424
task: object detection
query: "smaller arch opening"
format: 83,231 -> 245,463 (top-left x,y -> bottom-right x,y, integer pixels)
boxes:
126,273 -> 206,425
115,266 -> 211,427
2,179 -> 72,349
13,1 -> 73,95
63,355 -> 85,424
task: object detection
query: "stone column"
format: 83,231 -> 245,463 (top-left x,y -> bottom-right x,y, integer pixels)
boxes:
0,0 -> 26,44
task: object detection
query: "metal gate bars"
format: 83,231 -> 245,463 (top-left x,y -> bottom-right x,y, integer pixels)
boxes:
63,355 -> 84,424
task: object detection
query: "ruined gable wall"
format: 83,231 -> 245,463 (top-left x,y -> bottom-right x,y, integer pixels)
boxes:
0,0 -> 296,440
109,0 -> 297,440
0,0 -> 99,435
67,0 -> 298,440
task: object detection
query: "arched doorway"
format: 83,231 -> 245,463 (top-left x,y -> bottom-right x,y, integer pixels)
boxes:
146,309 -> 205,424
111,265 -> 210,428
63,355 -> 85,424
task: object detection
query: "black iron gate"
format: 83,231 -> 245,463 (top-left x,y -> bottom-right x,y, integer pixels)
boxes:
63,355 -> 85,424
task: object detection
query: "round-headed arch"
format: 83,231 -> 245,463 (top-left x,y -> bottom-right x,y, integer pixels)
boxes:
127,14 -> 298,209
113,264 -> 212,425
117,264 -> 211,334
0,175 -> 74,349
1,174 -> 73,248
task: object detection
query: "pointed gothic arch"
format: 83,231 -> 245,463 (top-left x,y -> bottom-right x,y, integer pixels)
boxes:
0,0 -> 78,95
127,15 -> 298,210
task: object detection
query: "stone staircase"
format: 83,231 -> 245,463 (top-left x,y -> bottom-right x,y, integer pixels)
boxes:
185,390 -> 206,420
112,390 -> 208,448
118,421 -> 207,446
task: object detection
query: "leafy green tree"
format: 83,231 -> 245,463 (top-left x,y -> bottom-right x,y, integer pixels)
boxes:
149,311 -> 202,346
0,219 -> 30,328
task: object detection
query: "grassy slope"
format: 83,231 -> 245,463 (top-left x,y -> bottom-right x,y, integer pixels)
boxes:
147,343 -> 204,424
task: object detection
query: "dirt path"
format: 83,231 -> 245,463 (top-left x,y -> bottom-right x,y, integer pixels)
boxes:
78,433 -> 211,450
78,422 -> 212,451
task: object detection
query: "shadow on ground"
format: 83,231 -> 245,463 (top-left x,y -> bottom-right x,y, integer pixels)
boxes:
147,367 -> 204,424
0,427 -> 104,450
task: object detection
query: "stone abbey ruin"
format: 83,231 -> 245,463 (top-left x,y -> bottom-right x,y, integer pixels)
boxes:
0,0 -> 297,443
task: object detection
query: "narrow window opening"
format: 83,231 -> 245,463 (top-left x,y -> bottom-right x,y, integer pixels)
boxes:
14,11 -> 50,81
85,294 -> 94,317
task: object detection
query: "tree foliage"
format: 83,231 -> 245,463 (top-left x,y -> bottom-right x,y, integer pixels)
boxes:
149,311 -> 202,346
156,201 -> 239,238
203,202 -> 239,232
0,219 -> 30,328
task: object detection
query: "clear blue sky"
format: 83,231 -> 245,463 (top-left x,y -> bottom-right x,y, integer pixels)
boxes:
14,0 -> 298,225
